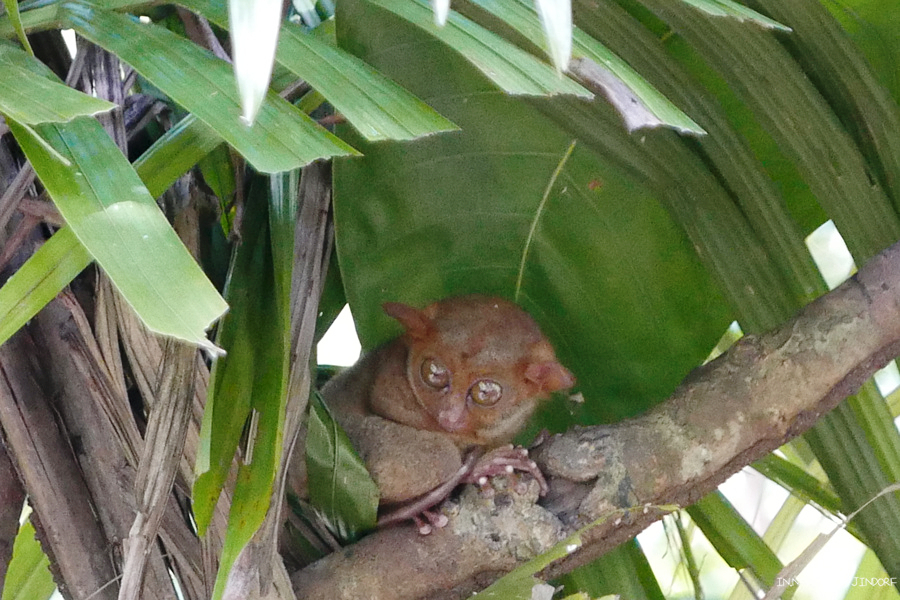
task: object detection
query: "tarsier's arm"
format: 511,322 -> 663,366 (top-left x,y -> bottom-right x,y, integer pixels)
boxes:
310,294 -> 575,531
318,344 -> 465,504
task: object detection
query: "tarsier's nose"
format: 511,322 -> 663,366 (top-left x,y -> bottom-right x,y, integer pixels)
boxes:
436,401 -> 467,432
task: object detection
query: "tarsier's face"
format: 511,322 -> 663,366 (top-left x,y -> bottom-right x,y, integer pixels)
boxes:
384,295 -> 575,444
411,349 -> 515,434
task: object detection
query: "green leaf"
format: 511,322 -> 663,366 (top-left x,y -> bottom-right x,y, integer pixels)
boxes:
560,540 -> 665,600
0,0 -> 33,56
272,22 -> 460,141
677,0 -> 790,31
0,0 -> 72,38
844,550 -> 898,600
191,179 -> 291,599
569,0 -> 823,305
686,493 -> 784,589
751,454 -> 842,516
1,519 -> 55,600
0,227 -> 91,348
133,114 -> 223,199
466,0 -> 703,134
196,144 -> 237,209
0,42 -> 114,123
305,392 -> 379,541
750,0 -> 900,235
62,2 -> 358,173
355,0 -> 592,98
8,116 -> 227,350
180,0 -> 458,141
639,0 -> 899,264
471,531 -> 579,599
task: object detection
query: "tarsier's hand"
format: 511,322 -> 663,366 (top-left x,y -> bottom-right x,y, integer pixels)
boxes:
463,445 -> 548,496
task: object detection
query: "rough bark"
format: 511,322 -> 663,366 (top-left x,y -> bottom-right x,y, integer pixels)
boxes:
0,331 -> 119,600
291,237 -> 900,599
119,340 -> 197,600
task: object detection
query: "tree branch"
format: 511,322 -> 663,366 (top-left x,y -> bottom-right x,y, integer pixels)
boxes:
291,239 -> 900,599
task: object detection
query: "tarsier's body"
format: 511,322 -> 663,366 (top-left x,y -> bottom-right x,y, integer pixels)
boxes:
309,295 -> 575,526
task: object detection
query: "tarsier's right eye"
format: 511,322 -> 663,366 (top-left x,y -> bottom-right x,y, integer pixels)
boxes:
421,358 -> 450,389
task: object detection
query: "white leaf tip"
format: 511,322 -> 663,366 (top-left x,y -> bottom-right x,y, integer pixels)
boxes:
432,0 -> 449,26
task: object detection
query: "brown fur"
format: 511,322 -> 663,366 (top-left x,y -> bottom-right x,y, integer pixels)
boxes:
317,295 -> 574,504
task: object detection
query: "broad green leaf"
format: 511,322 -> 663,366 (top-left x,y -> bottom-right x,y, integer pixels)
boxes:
751,0 -> 900,231
536,79 -> 801,333
180,0 -> 458,141
569,0 -> 821,305
826,0 -> 900,110
305,392 -> 379,541
637,0 -> 899,264
228,0 -> 280,124
1,519 -> 55,600
467,0 -> 703,133
569,30 -> 701,134
285,31 -> 448,138
677,0 -> 790,31
62,2 -> 358,173
334,0 -> 732,423
0,42 -> 114,123
356,0 -> 592,98
8,117 -> 227,350
192,179 -> 291,599
0,227 -> 91,348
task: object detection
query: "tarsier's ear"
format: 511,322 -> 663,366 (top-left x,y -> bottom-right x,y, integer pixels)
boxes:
525,360 -> 576,393
383,302 -> 433,340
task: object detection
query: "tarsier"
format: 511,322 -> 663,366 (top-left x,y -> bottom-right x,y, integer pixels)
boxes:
297,294 -> 575,534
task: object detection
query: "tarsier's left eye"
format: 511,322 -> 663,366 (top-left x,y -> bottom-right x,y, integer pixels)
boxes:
468,379 -> 502,406
421,358 -> 450,389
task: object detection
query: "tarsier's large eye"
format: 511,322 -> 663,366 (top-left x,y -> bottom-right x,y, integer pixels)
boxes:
468,379 -> 502,406
421,358 -> 450,389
